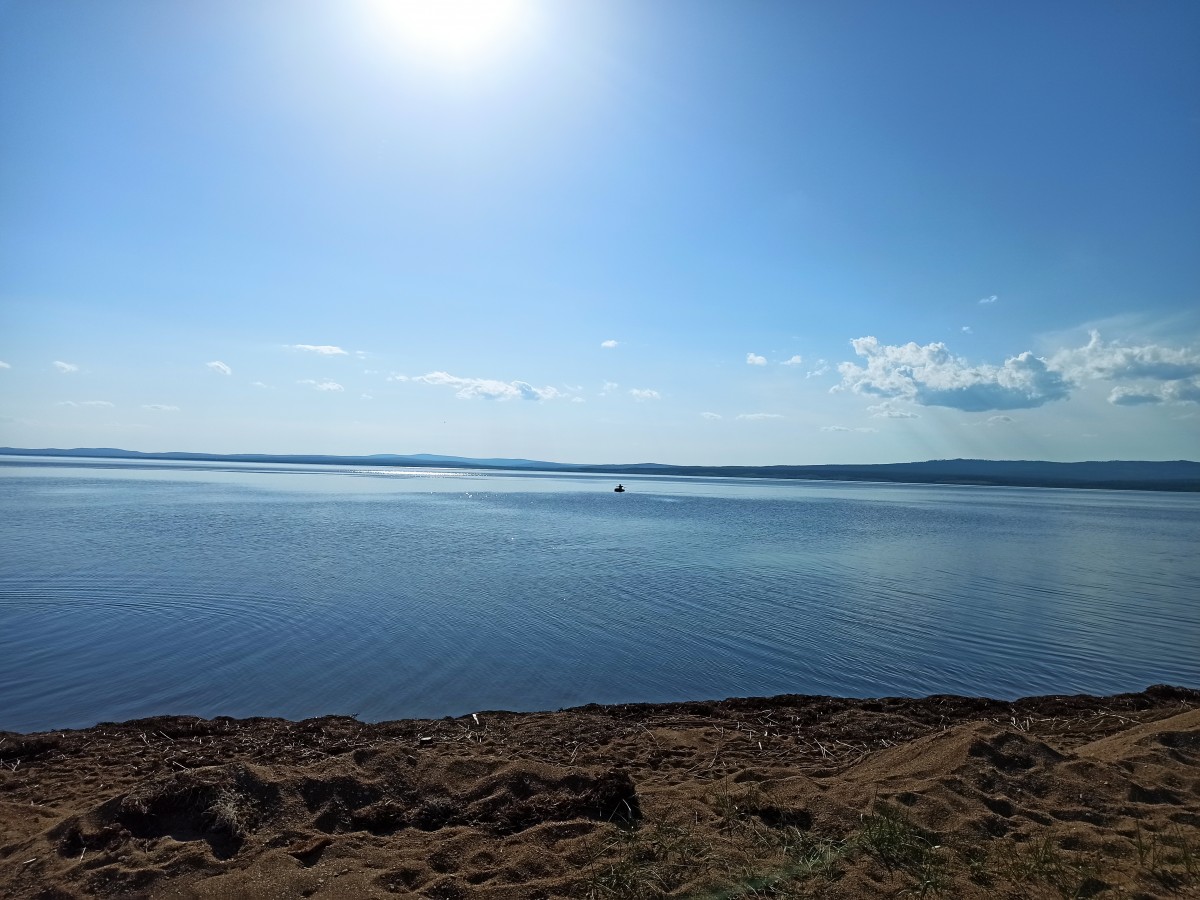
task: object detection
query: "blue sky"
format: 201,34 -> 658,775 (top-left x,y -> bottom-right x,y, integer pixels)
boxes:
2,0 -> 1198,464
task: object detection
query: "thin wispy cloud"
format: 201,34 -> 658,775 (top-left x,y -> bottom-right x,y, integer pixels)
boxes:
599,381 -> 619,396
142,404 -> 180,411
962,326 -> 973,334
600,339 -> 619,349
806,360 -> 829,378
987,415 -> 1014,426
287,344 -> 348,355
820,424 -> 876,433
53,360 -> 79,373
411,371 -> 562,401
979,295 -> 998,305
701,412 -> 722,420
206,360 -> 232,376
746,352 -> 767,366
868,402 -> 919,419
57,400 -> 113,407
0,361 -> 10,369
250,381 -> 273,389
737,413 -> 783,420
781,355 -> 804,366
629,388 -> 661,401
298,379 -> 345,392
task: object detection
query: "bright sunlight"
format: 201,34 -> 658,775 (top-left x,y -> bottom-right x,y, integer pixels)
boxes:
371,0 -> 533,67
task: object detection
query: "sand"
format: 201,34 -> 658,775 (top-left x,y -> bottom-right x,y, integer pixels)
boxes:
1,685 -> 1197,899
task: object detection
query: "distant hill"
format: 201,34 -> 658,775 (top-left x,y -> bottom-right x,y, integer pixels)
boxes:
1,447 -> 1198,491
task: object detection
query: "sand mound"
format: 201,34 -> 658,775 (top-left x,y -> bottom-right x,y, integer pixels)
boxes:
1,688 -> 1197,899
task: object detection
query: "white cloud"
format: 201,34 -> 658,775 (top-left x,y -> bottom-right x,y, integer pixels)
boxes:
0,361 -> 10,369
288,344 -> 348,355
361,393 -> 373,400
600,339 -> 619,349
746,352 -> 767,366
961,326 -> 973,334
299,379 -> 345,392
837,337 -> 1070,412
736,413 -> 783,420
806,360 -> 829,378
57,400 -> 113,408
1050,331 -> 1200,383
387,373 -> 410,382
53,360 -> 79,373
781,355 -> 804,366
629,388 -> 661,401
820,424 -> 876,433
1107,379 -> 1200,406
701,412 -> 722,420
979,295 -> 998,305
142,404 -> 179,411
250,381 -> 273,389
599,381 -> 619,396
206,360 -> 232,376
412,371 -> 562,401
571,396 -> 585,403
355,350 -> 369,359
867,402 -> 919,419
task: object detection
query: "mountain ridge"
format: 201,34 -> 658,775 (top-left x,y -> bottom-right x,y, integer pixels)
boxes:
2,447 -> 1198,491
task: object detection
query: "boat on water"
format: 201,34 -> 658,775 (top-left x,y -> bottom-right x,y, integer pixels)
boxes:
614,484 -> 626,493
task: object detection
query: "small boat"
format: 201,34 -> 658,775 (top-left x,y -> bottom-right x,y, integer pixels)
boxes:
613,484 -> 626,493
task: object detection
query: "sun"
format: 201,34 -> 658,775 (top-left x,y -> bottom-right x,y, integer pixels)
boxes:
372,0 -> 533,67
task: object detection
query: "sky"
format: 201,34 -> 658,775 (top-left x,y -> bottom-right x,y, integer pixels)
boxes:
1,0 -> 1198,465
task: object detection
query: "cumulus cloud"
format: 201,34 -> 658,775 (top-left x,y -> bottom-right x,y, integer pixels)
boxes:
600,339 -> 619,349
1108,387 -> 1164,406
629,388 -> 661,401
746,352 -> 767,366
979,295 -> 998,305
837,337 -> 1070,412
299,379 -> 344,392
737,413 -> 783,420
54,360 -> 79,373
781,355 -> 804,366
288,344 -> 348,355
701,412 -> 722,420
1107,379 -> 1200,406
411,371 -> 562,401
207,360 -> 232,376
1051,331 -> 1200,383
142,404 -> 179,411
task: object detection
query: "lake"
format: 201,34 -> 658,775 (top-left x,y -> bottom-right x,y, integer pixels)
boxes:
1,456 -> 1198,733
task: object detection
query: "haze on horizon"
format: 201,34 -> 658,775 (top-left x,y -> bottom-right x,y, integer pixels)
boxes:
1,0 -> 1198,466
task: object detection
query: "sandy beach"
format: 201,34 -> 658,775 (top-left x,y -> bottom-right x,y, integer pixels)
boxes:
2,686 -> 1197,899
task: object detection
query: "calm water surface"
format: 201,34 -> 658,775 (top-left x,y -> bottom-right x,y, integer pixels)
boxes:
1,457 -> 1198,732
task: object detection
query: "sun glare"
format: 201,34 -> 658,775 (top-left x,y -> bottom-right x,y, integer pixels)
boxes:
373,0 -> 532,67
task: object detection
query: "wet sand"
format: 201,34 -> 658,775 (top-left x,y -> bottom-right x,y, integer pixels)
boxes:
2,686 -> 1198,899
